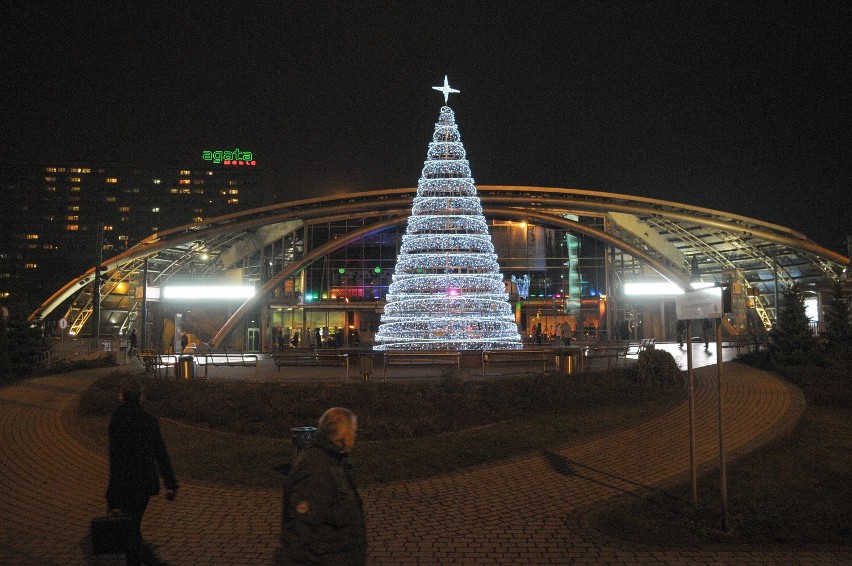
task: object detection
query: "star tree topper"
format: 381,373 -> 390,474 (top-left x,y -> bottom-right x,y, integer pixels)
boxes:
432,75 -> 460,103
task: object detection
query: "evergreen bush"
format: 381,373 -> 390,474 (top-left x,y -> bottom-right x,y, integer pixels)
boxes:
769,284 -> 816,367
631,348 -> 682,389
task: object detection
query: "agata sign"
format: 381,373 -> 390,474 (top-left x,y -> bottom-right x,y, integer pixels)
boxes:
202,148 -> 256,166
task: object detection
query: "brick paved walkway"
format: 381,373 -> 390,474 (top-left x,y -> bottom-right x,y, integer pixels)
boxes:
1,359 -> 849,565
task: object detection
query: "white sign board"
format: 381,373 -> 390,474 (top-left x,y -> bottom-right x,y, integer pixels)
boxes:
58,317 -> 68,329
676,288 -> 723,320
136,286 -> 160,301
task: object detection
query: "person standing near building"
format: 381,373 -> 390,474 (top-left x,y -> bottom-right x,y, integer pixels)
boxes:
129,329 -> 138,357
676,319 -> 686,348
282,407 -> 366,565
560,320 -> 573,345
106,380 -> 178,566
180,331 -> 189,352
702,318 -> 713,349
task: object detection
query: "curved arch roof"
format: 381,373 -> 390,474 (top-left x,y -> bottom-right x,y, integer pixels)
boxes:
32,186 -> 848,342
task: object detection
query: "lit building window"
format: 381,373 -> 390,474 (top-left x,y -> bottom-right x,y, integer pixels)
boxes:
25,234 -> 39,240
193,216 -> 204,222
57,168 -> 66,172
81,168 -> 91,173
180,170 -> 191,176
69,176 -> 81,182
119,206 -> 130,212
227,198 -> 239,204
152,207 -> 160,213
25,263 -> 38,269
45,167 -> 57,173
45,186 -> 56,192
66,224 -> 79,231
179,179 -> 191,184
68,205 -> 80,211
169,188 -> 178,194
70,168 -> 82,173
105,196 -> 116,202
103,225 -> 113,231
67,215 -> 79,221
118,235 -> 128,241
70,186 -> 80,192
153,179 -> 161,185
180,188 -> 190,194
228,189 -> 239,195
44,176 -> 56,182
206,170 -> 213,176
229,180 -> 238,186
105,177 -> 118,183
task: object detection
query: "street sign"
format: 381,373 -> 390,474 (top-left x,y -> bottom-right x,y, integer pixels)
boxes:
676,288 -> 723,320
58,318 -> 68,330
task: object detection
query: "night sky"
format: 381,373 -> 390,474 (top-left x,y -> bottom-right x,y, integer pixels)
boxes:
2,2 -> 849,254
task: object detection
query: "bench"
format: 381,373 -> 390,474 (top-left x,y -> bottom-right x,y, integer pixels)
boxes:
140,352 -> 176,377
273,349 -> 350,375
585,342 -> 630,367
626,338 -> 656,356
273,348 -> 320,368
199,351 -> 258,379
481,349 -> 551,378
723,334 -> 755,355
383,351 -> 461,381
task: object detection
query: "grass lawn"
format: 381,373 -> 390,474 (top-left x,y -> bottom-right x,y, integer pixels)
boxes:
590,363 -> 852,546
73,368 -> 680,487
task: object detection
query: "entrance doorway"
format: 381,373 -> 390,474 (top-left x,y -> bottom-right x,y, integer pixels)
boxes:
247,327 -> 260,352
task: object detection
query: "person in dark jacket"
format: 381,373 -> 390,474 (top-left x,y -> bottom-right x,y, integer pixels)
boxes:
282,407 -> 366,565
106,380 -> 178,566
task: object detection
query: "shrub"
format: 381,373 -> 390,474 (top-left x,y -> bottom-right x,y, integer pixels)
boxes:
79,368 -> 673,442
631,349 -> 682,389
769,284 -> 816,367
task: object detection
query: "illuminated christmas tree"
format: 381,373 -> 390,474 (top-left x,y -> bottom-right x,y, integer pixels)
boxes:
374,77 -> 522,351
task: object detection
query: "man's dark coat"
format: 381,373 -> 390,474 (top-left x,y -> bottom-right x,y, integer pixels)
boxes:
282,436 -> 366,565
106,401 -> 177,507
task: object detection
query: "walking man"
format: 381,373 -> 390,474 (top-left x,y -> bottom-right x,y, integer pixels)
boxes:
106,380 -> 178,566
282,407 -> 366,565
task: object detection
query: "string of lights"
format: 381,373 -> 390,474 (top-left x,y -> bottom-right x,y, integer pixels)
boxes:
375,99 -> 522,351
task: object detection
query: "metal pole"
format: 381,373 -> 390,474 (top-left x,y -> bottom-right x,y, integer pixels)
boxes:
773,256 -> 780,329
141,257 -> 148,352
716,316 -> 729,531
686,319 -> 697,507
93,223 -> 104,346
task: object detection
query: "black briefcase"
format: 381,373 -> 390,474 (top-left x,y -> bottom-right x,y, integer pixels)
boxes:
90,513 -> 131,555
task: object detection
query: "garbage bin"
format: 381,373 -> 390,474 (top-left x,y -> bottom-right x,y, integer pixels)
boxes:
359,352 -> 374,382
290,426 -> 318,456
554,348 -> 583,375
176,355 -> 195,380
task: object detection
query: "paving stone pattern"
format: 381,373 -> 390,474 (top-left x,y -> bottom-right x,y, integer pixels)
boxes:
1,359 -> 850,565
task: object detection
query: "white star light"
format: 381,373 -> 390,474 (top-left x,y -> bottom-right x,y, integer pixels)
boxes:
432,75 -> 460,103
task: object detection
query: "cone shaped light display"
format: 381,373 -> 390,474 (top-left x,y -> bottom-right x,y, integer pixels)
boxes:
374,79 -> 522,351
